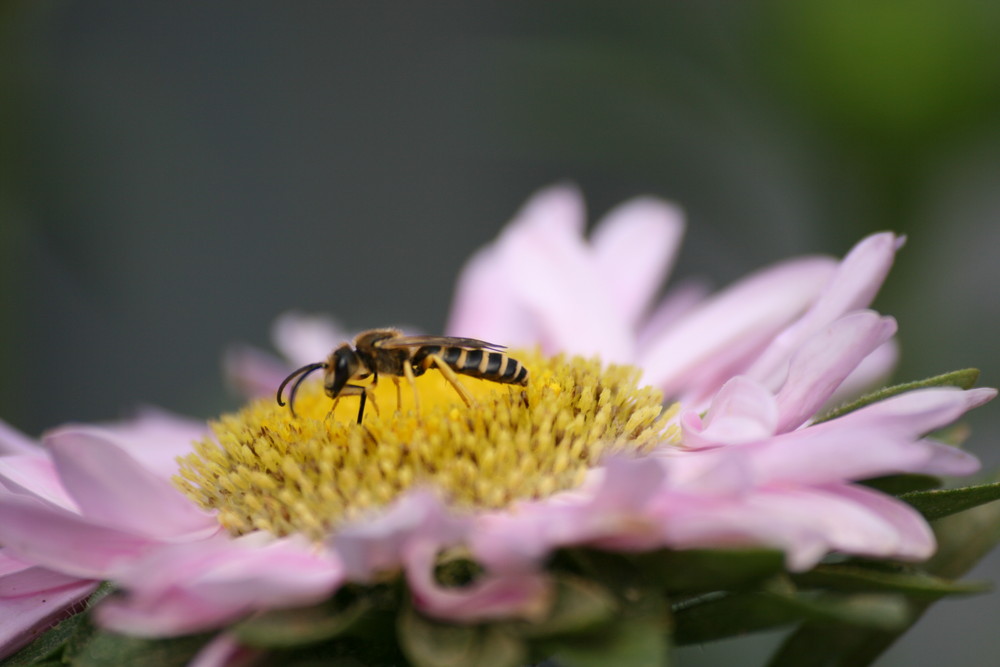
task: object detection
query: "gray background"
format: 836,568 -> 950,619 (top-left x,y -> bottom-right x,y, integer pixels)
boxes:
3,2 -> 1000,665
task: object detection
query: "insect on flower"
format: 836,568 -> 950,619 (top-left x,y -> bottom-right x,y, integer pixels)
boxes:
276,328 -> 529,423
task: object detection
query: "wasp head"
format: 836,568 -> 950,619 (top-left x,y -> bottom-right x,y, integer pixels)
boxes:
325,344 -> 369,398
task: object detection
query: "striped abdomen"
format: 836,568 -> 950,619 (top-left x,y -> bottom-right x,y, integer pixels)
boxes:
415,346 -> 528,386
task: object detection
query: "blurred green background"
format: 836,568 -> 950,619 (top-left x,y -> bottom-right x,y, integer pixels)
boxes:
2,2 -> 999,664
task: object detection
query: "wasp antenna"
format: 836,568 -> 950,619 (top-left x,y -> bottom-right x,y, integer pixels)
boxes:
277,362 -> 326,417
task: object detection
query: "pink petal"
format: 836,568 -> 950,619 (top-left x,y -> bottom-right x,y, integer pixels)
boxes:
0,421 -> 40,456
636,280 -> 710,348
332,490 -> 466,582
223,344 -> 294,400
654,492 -> 830,570
447,186 -> 586,345
683,376 -> 779,447
46,427 -> 217,540
0,490 -> 159,579
818,386 -> 996,442
824,484 -> 936,560
509,183 -> 587,237
591,197 -> 685,327
449,184 -> 638,360
759,430 -> 978,484
913,437 -> 982,476
503,203 -> 634,362
656,446 -> 756,494
472,457 -> 670,570
747,232 -> 901,388
0,579 -> 98,660
654,483 -> 933,571
189,543 -> 341,607
100,535 -> 343,636
271,311 -> 348,367
95,408 -> 210,479
0,551 -> 29,578
743,485 -> 933,567
406,539 -> 552,623
773,311 -> 897,433
823,338 -> 899,409
584,454 -> 668,513
0,563 -> 90,599
470,502 -> 580,574
97,587 -> 248,637
736,389 -> 991,484
0,454 -> 78,510
640,256 -> 838,400
446,244 -> 539,346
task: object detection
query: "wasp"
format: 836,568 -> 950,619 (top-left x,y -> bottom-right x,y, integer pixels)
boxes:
276,328 -> 528,423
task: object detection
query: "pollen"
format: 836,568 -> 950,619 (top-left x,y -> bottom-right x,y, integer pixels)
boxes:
174,352 -> 679,540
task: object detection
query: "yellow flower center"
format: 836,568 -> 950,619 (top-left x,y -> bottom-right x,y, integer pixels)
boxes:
174,352 -> 678,540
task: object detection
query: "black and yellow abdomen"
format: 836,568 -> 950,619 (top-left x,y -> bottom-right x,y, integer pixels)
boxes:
414,346 -> 528,386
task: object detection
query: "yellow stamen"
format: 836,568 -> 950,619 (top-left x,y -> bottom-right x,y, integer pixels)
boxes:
174,352 -> 679,540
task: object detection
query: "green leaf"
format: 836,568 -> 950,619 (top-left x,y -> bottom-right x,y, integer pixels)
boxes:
814,368 -> 981,424
925,485 -> 1000,580
674,587 -> 909,645
633,548 -> 786,594
397,605 -> 526,667
792,564 -> 989,598
539,590 -> 670,667
780,592 -> 909,630
233,597 -> 376,648
2,582 -> 117,667
556,549 -> 645,592
0,614 -> 85,666
673,590 -> 796,645
861,473 -> 940,495
520,575 -> 617,638
900,482 -> 1000,521
70,631 -> 214,667
771,471 -> 1000,667
768,622 -> 900,667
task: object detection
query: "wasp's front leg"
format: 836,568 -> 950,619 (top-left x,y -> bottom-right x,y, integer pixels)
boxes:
333,384 -> 380,424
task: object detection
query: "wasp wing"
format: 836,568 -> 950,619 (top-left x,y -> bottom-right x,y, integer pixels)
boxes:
374,335 -> 507,351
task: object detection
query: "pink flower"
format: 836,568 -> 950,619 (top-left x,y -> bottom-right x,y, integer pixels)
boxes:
0,414 -> 224,656
0,186 -> 992,663
332,491 -> 551,622
472,384 -> 992,573
442,188 -> 990,574
96,533 -> 344,636
0,549 -> 97,660
447,185 -> 901,406
0,422 -> 99,658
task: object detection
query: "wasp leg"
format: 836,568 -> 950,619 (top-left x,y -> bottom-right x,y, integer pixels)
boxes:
324,395 -> 342,421
392,376 -> 402,413
356,390 -> 366,424
362,384 -> 380,420
507,385 -> 529,409
334,384 -> 379,424
403,362 -> 420,414
426,354 -> 473,406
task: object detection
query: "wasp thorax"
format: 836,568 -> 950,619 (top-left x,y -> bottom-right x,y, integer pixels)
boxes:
176,351 -> 678,540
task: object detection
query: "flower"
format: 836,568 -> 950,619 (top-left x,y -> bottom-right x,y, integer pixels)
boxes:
0,412 -> 202,656
447,185 -> 901,406
0,412 -> 233,656
0,187 -> 994,665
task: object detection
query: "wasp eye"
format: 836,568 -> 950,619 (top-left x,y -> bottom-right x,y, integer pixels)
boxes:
332,346 -> 358,379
